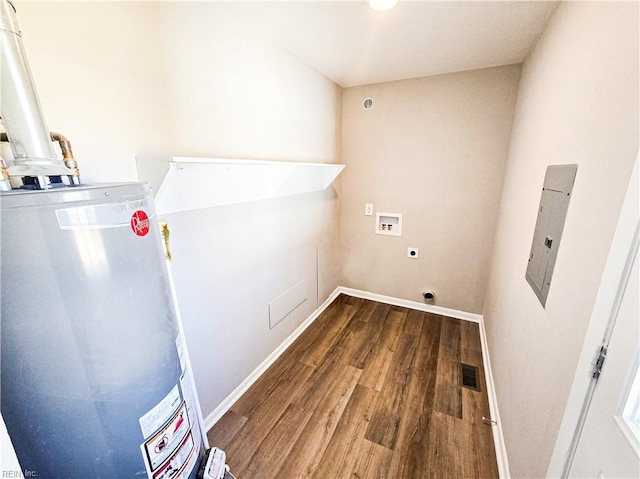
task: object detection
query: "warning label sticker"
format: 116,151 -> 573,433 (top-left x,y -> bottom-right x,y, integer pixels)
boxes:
180,439 -> 201,479
180,368 -> 199,436
139,385 -> 181,439
152,432 -> 196,479
144,403 -> 190,471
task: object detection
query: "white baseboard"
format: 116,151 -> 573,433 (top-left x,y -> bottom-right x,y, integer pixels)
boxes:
203,286 -> 342,431
337,286 -> 483,323
478,318 -> 510,478
203,286 -> 509,479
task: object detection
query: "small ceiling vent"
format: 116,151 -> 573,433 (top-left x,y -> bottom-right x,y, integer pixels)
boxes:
363,98 -> 373,110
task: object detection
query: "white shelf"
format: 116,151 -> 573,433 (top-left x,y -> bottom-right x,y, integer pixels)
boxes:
137,157 -> 345,215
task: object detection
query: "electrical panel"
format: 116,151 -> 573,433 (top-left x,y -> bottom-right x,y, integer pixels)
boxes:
526,164 -> 578,307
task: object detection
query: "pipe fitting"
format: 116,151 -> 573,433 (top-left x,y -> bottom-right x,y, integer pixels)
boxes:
0,131 -> 81,186
422,290 -> 435,304
0,158 -> 11,191
50,132 -> 80,183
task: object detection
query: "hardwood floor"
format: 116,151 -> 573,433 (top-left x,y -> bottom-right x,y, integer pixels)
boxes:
207,294 -> 499,478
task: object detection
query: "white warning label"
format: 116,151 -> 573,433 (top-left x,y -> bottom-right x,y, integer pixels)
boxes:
144,403 -> 190,471
139,385 -> 181,439
152,432 -> 196,479
180,367 -> 199,438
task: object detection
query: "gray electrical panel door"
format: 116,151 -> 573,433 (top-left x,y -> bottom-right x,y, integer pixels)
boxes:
526,164 -> 578,307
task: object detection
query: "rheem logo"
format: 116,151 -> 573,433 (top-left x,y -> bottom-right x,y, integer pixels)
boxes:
130,210 -> 150,237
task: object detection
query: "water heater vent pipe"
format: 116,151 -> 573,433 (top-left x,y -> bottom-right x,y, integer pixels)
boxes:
0,0 -> 76,187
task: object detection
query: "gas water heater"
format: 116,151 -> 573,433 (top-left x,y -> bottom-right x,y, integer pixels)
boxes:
1,183 -> 206,479
0,1 -> 211,477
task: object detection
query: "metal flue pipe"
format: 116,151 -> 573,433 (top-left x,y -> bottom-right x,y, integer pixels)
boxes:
1,0 -> 75,186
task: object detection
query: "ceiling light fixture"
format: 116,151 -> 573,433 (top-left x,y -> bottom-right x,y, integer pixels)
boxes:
369,0 -> 398,11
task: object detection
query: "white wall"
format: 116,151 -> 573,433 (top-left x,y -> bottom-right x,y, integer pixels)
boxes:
155,2 -> 341,163
340,65 -> 520,314
9,2 -> 342,422
4,2 -> 172,182
483,2 -> 639,477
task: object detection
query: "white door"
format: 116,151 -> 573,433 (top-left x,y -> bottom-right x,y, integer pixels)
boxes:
548,155 -> 640,478
569,233 -> 639,478
557,151 -> 640,478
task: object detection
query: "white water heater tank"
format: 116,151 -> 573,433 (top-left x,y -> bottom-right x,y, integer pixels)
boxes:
1,182 -> 205,478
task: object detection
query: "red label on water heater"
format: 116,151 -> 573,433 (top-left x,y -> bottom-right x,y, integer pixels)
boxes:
131,210 -> 150,237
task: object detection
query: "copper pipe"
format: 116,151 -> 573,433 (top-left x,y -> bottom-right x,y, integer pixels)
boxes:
49,132 -> 79,175
50,132 -> 73,160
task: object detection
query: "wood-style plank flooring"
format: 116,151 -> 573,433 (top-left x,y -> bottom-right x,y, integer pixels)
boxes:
207,294 -> 498,478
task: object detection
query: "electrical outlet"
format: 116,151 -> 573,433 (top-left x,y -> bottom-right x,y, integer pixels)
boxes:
408,248 -> 419,258
365,203 -> 374,216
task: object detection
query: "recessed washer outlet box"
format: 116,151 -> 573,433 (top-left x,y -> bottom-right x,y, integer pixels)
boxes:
376,212 -> 402,236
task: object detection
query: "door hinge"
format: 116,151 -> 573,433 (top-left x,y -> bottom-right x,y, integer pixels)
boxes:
591,346 -> 607,380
